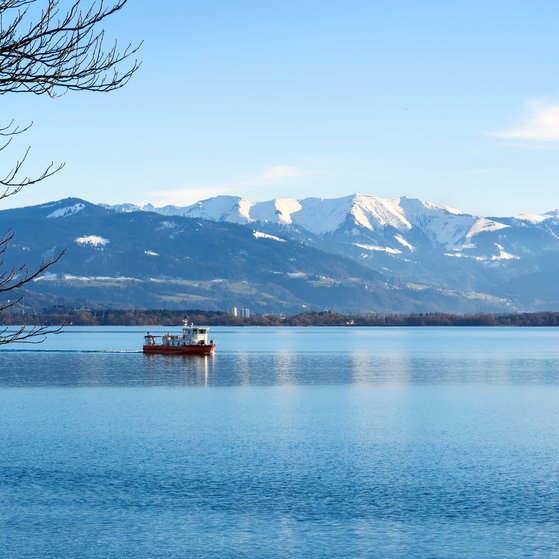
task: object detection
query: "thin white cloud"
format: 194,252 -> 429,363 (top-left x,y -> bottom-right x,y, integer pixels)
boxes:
492,100 -> 559,141
253,165 -> 308,183
145,165 -> 323,207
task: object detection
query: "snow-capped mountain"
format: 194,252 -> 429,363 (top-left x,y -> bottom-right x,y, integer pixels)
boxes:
111,193 -> 559,272
101,192 -> 559,310
117,193 -> 526,251
4,194 -> 559,313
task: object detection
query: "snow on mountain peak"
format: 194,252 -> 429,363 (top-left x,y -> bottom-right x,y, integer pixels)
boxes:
102,193 -> 530,252
47,203 -> 85,218
466,218 -> 510,238
393,196 -> 479,248
104,203 -> 142,213
273,198 -> 302,224
415,198 -> 462,215
351,194 -> 411,231
182,196 -> 254,224
515,213 -> 549,224
237,198 -> 253,221
292,196 -> 352,234
346,194 -> 468,245
397,196 -> 463,219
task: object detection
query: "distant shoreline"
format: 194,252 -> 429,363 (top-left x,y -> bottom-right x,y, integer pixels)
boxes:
4,309 -> 559,327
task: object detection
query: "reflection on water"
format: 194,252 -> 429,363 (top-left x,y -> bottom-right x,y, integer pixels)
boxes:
0,352 -> 216,387
143,353 -> 213,386
1,348 -> 559,387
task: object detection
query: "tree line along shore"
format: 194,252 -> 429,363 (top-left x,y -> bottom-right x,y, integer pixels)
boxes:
4,309 -> 559,327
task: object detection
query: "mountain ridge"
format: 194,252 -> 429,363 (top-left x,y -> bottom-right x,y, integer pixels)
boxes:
105,192 -> 557,251
104,193 -> 559,271
3,194 -> 559,313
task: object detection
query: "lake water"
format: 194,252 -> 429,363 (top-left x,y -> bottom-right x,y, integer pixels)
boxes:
1,326 -> 558,558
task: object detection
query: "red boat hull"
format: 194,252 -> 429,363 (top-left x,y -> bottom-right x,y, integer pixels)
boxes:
143,344 -> 216,355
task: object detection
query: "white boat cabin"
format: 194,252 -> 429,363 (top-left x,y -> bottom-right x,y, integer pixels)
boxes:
144,318 -> 213,347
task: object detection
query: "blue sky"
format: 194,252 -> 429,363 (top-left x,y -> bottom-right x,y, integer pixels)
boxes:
3,0 -> 559,216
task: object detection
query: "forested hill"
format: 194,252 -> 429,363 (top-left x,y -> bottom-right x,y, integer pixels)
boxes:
4,310 -> 559,327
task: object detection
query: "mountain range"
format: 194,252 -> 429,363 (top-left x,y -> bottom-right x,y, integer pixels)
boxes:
3,194 -> 559,314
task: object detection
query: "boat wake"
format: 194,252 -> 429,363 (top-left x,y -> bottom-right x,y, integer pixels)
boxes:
0,349 -> 143,354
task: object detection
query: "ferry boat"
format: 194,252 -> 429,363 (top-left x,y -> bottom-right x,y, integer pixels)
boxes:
143,318 -> 216,355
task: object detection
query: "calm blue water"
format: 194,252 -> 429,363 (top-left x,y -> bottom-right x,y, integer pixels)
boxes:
1,327 -> 559,558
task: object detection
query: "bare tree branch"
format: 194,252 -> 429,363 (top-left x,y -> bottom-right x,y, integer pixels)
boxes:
0,227 -> 67,342
0,0 -> 141,96
0,0 -> 140,344
0,228 -> 65,291
0,120 -> 61,199
0,322 -> 63,345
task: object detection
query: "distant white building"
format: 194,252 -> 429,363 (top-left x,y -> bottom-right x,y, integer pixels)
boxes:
230,307 -> 250,318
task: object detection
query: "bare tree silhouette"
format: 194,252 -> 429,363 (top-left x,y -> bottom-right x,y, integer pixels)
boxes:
0,0 -> 140,343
